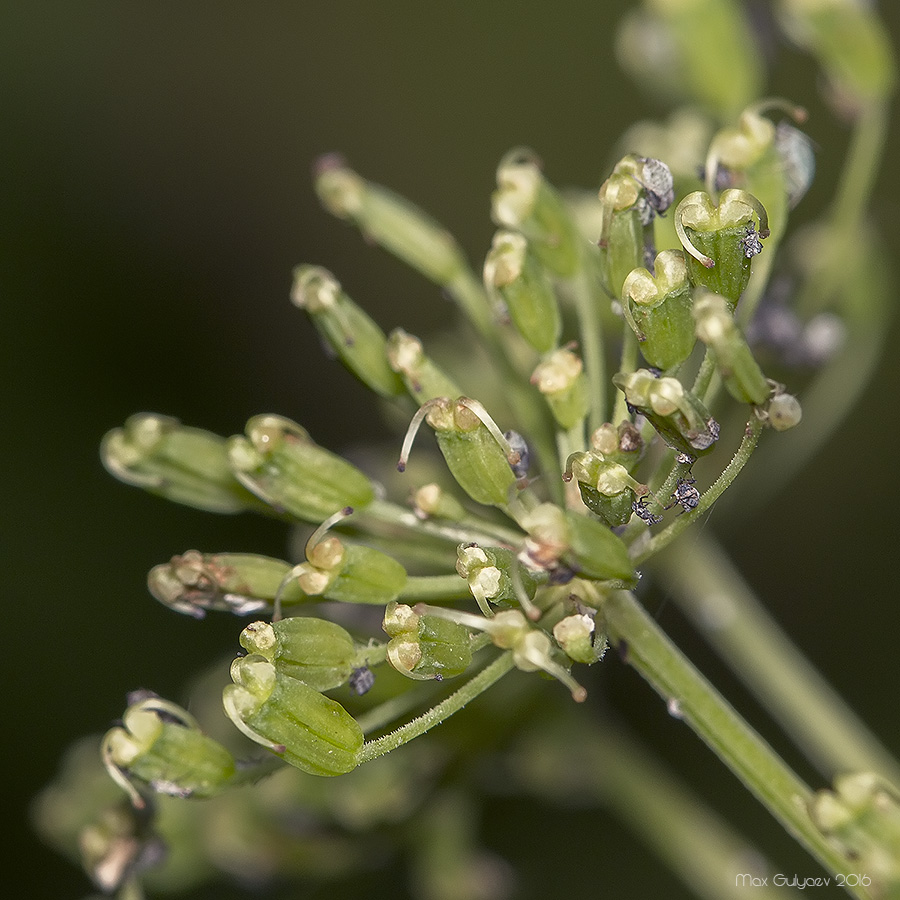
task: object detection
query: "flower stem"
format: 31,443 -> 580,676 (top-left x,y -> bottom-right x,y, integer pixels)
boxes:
600,589 -> 855,886
400,573 -> 470,602
358,651 -> 515,763
569,261 -> 607,432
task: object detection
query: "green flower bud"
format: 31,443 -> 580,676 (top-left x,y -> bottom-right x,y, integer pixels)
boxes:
491,148 -> 582,276
531,348 -> 589,430
596,171 -> 647,301
227,414 -> 375,522
101,414 -> 265,515
383,601 -> 473,681
223,655 -> 363,776
675,189 -> 769,306
386,328 -> 464,404
553,613 -> 605,665
693,292 -> 770,406
412,483 -> 468,522
147,550 -> 307,618
622,249 -> 695,369
239,617 -> 357,691
455,543 -> 538,616
613,369 -> 720,459
315,155 -> 468,285
102,696 -> 236,807
483,230 -> 562,353
290,265 -> 404,398
398,397 -> 520,507
777,0 -> 896,106
564,451 -> 649,527
589,421 -> 644,467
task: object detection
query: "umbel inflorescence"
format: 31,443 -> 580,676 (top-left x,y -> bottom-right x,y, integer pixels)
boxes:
35,2 -> 900,898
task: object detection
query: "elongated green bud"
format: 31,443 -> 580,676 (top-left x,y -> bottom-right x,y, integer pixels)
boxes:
531,348 -> 589,430
101,414 -> 265,514
239,617 -> 357,691
315,155 -> 468,285
613,369 -> 719,459
456,543 -> 537,617
386,328 -> 464,404
102,696 -> 236,808
290,265 -> 404,398
564,451 -> 649,527
148,550 -> 307,618
383,601 -> 473,681
223,655 -> 362,776
398,397 -> 520,507
491,148 -> 582,276
227,415 -> 374,522
622,250 -> 695,369
483,230 -> 561,353
693,292 -> 771,405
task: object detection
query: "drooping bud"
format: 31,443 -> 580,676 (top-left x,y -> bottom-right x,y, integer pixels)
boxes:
483,230 -> 561,353
491,148 -> 582,276
398,397 -> 520,507
101,414 -> 265,515
386,328 -> 465,405
223,655 -> 363,776
564,451 -> 649,527
456,543 -> 538,617
621,249 -> 695,369
239,617 -> 357,692
147,551 -> 307,618
102,696 -> 236,808
383,601 -> 473,681
692,292 -> 771,406
227,415 -> 375,522
531,348 -> 589,429
613,369 -> 720,459
290,265 -> 404,398
675,189 -> 769,307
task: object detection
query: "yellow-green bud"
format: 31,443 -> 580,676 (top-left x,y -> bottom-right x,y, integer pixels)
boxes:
531,348 -> 589,429
412,483 -> 468,522
223,655 -> 362,776
455,543 -> 537,616
553,613 -> 604,665
227,414 -> 375,522
386,328 -> 464,404
383,601 -> 473,681
564,451 -> 649,527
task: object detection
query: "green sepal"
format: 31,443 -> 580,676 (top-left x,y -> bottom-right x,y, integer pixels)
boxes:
100,414 -> 266,515
227,415 -> 375,522
223,655 -> 363,777
239,617 -> 357,691
622,250 -> 696,370
383,601 -> 473,681
565,511 -> 635,583
148,550 -> 308,618
291,265 -> 405,398
103,698 -> 236,800
683,223 -> 755,306
323,544 -> 408,606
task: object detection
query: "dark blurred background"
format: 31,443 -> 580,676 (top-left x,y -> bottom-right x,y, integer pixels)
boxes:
2,2 -> 898,898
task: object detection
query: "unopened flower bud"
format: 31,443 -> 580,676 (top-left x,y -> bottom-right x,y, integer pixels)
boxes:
101,414 -> 264,515
386,328 -> 464,404
413,483 -> 468,522
148,551 -> 307,618
239,617 -> 357,691
223,655 -> 363,776
290,265 -> 404,398
102,697 -> 236,807
456,543 -> 537,616
692,292 -> 771,406
553,613 -> 604,665
675,189 -> 769,306
383,601 -> 473,681
622,249 -> 695,369
531,348 -> 589,429
564,451 -> 649,527
484,230 -> 561,352
227,415 -> 375,522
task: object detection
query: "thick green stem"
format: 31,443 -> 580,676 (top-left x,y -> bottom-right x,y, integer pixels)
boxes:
653,533 -> 900,787
358,651 -> 515,763
600,589 -> 856,888
400,573 -> 470,603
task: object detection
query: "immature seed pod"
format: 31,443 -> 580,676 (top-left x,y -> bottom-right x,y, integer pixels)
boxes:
621,249 -> 695,369
223,654 -> 363,776
148,550 -> 308,618
483,230 -> 561,353
239,617 -> 357,692
613,369 -> 720,459
553,613 -> 605,666
102,697 -> 236,807
383,601 -> 473,681
227,414 -> 375,522
101,414 -> 265,515
675,189 -> 769,307
531,348 -> 589,429
564,451 -> 649,528
398,397 -> 520,507
290,265 -> 404,399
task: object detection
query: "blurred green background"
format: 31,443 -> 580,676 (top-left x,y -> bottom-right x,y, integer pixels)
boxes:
2,2 -> 898,897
